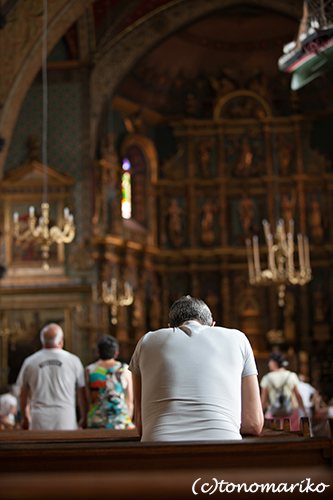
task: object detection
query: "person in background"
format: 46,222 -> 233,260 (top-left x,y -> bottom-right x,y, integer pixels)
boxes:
85,335 -> 134,429
129,295 -> 263,442
0,384 -> 17,429
297,374 -> 316,419
16,323 -> 87,430
260,351 -> 306,431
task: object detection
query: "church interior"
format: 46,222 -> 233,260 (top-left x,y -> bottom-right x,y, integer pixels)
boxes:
1,0 -> 333,496
1,0 -> 333,419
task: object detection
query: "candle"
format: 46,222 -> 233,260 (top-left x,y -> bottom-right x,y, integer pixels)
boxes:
262,219 -> 270,242
68,214 -> 73,223
13,212 -> 19,224
267,233 -> 275,271
297,233 -> 305,271
64,207 -> 69,218
289,219 -> 294,239
29,206 -> 35,218
304,236 -> 310,270
253,235 -> 261,275
246,239 -> 255,281
287,232 -> 294,275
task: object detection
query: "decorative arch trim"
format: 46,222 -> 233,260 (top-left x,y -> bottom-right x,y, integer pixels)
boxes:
213,90 -> 272,119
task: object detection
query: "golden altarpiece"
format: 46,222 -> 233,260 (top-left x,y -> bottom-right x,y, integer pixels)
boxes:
89,88 -> 333,384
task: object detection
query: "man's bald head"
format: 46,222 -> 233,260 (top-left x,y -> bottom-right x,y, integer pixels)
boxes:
40,323 -> 64,348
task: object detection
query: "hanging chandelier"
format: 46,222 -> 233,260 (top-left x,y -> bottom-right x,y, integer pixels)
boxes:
246,218 -> 312,306
12,0 -> 75,270
13,204 -> 75,270
92,278 -> 134,325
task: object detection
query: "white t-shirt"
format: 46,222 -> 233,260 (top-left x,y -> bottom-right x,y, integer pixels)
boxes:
16,348 -> 85,430
129,320 -> 258,442
0,393 -> 17,426
297,380 -> 316,410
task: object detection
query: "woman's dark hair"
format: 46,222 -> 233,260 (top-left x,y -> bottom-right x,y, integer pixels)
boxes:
168,295 -> 213,327
269,351 -> 289,368
97,335 -> 119,360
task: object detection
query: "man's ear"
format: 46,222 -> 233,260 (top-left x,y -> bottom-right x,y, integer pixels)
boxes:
114,350 -> 119,360
168,323 -> 171,327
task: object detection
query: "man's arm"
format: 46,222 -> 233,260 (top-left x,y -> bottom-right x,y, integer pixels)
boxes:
132,372 -> 142,437
19,387 -> 30,430
240,374 -> 264,435
77,387 -> 88,429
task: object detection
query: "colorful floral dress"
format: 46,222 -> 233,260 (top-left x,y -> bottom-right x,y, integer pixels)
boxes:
86,361 -> 134,429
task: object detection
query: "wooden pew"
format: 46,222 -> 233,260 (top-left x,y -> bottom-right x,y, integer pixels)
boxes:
0,418 -> 331,474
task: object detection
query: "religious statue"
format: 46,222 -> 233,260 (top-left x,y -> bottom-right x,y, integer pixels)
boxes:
201,198 -> 216,246
167,198 -> 185,248
197,137 -> 215,178
309,194 -> 324,245
277,135 -> 294,176
238,193 -> 255,236
234,137 -> 257,177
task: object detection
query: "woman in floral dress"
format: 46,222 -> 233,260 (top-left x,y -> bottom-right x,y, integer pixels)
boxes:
85,335 -> 134,429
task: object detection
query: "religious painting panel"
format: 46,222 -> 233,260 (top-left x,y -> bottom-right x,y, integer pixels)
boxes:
166,196 -> 187,249
224,132 -> 265,178
231,273 -> 266,353
306,192 -> 327,245
194,135 -> 216,178
275,133 -> 296,176
197,195 -> 219,248
230,193 -> 260,247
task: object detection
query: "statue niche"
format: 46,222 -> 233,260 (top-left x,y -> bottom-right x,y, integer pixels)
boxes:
167,198 -> 185,248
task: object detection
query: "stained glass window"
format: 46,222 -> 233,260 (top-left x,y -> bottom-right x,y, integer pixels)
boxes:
121,158 -> 131,219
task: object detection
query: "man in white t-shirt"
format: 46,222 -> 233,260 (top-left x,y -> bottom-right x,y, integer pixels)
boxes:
16,323 -> 88,430
129,295 -> 263,442
0,385 -> 17,428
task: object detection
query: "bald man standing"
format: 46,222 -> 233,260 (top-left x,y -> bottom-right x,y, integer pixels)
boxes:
16,323 -> 87,430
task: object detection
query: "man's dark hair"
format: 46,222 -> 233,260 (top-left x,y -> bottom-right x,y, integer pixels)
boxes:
168,295 -> 213,327
97,335 -> 119,360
